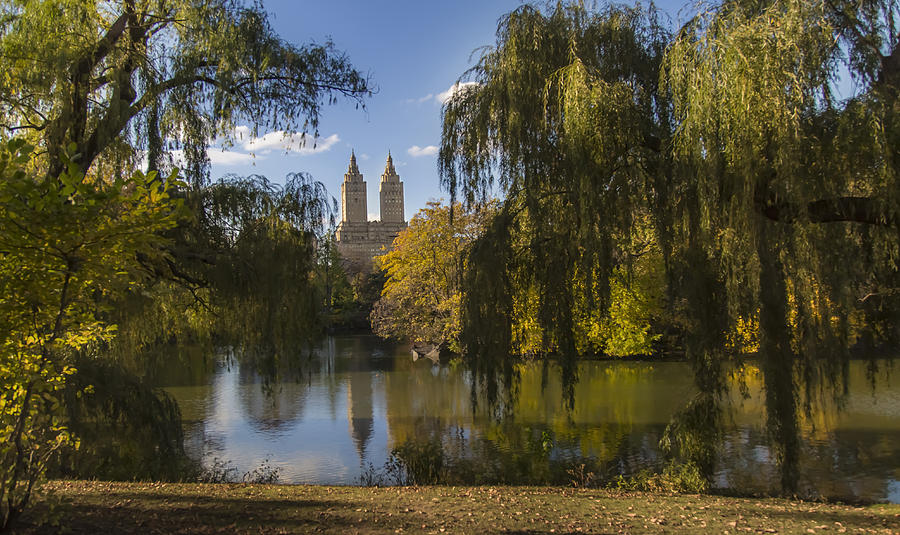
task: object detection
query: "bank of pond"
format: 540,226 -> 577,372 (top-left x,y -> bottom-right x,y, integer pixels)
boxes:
131,335 -> 900,504
17,481 -> 900,534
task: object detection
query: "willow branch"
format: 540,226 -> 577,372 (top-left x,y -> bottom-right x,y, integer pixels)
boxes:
757,195 -> 897,226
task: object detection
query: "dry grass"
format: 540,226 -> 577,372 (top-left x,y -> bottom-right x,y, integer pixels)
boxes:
15,480 -> 900,534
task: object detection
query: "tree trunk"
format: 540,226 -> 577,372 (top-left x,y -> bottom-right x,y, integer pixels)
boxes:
756,219 -> 800,495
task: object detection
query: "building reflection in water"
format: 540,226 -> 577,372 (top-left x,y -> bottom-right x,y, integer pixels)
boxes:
334,335 -> 390,466
347,368 -> 374,462
162,337 -> 900,502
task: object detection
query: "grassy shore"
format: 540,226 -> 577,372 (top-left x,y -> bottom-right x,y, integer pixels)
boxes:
15,480 -> 900,534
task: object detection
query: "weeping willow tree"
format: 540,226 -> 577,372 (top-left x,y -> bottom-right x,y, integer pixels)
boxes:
44,170 -> 337,488
0,0 -> 371,358
663,0 -> 900,492
0,0 -> 370,184
108,172 -> 337,377
0,0 -> 371,500
440,0 -> 899,494
441,2 -> 672,406
194,172 -> 335,373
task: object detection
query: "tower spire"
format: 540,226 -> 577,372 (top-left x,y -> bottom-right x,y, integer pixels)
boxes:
347,150 -> 360,176
382,151 -> 397,181
341,150 -> 366,222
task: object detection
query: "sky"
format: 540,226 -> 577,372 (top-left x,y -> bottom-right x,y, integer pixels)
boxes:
205,1 -> 687,222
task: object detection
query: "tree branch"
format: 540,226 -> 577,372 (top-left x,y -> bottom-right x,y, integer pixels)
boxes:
76,13 -> 130,80
880,40 -> 900,91
757,195 -> 897,226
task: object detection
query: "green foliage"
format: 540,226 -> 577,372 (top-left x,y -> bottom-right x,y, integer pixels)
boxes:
663,0 -> 900,493
202,173 -> 331,369
370,197 -> 664,361
372,201 -> 491,352
110,172 -> 337,384
614,461 -> 709,494
574,224 -> 668,357
659,386 -> 725,480
0,3 -> 373,483
441,1 -> 671,404
56,355 -> 189,482
0,0 -> 371,523
440,0 -> 900,495
315,232 -> 355,327
0,138 -> 182,529
594,261 -> 664,356
0,0 -> 370,183
0,0 -> 373,367
386,439 -> 446,486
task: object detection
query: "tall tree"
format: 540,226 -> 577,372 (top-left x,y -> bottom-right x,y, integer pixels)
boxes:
0,1 -> 372,525
0,0 -> 372,360
441,1 -> 672,405
440,0 -> 899,494
0,0 -> 370,183
0,0 -> 373,364
200,172 -> 335,373
662,0 -> 899,493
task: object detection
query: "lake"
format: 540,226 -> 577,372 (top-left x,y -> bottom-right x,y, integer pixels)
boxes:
161,335 -> 900,502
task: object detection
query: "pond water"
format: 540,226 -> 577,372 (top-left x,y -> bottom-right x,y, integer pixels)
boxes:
161,335 -> 900,502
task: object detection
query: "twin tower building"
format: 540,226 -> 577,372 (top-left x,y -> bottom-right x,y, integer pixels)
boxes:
335,151 -> 407,269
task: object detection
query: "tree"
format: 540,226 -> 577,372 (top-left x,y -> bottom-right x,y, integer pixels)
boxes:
439,0 -> 899,494
314,231 -> 355,327
441,1 -> 672,405
586,247 -> 666,357
0,0 -> 373,365
0,0 -> 370,183
0,139 -> 183,530
662,0 -> 899,491
371,202 -> 489,352
107,171 -> 339,377
0,1 -> 371,524
201,173 -> 334,373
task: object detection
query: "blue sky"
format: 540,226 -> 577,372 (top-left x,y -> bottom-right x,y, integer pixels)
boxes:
206,1 -> 687,222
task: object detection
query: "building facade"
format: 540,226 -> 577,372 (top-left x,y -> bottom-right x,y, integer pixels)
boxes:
335,151 -> 407,269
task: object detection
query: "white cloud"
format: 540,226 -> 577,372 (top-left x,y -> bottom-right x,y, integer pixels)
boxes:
407,145 -> 438,157
437,82 -> 479,104
367,213 -> 379,221
243,131 -> 340,154
192,129 -> 341,167
405,93 -> 435,105
208,149 -> 256,166
244,131 -> 293,152
298,133 -> 341,154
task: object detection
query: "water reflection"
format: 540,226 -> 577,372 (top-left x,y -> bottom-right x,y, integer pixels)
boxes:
347,370 -> 374,460
162,335 -> 900,502
237,362 -> 308,436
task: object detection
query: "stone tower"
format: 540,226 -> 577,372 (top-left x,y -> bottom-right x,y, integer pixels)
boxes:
379,152 -> 404,223
335,151 -> 407,270
341,151 -> 367,223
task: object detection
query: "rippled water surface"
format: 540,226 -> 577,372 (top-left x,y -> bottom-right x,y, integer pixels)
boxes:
161,335 -> 900,502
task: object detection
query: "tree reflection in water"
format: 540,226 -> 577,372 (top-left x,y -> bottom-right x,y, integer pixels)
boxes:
161,336 -> 900,502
